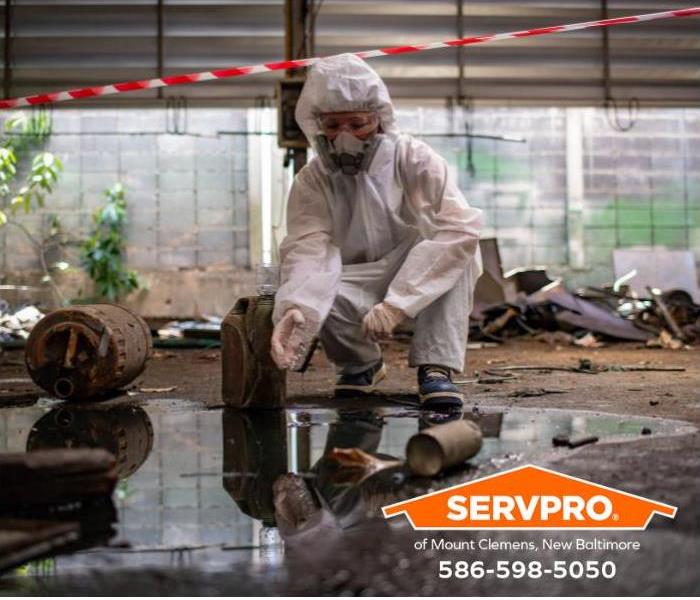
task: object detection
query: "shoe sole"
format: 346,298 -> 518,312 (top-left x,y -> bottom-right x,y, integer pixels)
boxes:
335,363 -> 387,396
419,390 -> 464,409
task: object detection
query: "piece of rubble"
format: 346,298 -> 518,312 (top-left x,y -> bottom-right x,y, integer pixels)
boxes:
574,332 -> 605,348
508,388 -> 568,398
551,434 -> 599,449
646,329 -> 684,350
534,331 -> 575,346
327,448 -> 402,483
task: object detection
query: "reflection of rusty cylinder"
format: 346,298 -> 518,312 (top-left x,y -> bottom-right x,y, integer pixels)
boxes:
25,304 -> 153,400
221,296 -> 286,408
406,419 -> 483,477
26,404 -> 154,478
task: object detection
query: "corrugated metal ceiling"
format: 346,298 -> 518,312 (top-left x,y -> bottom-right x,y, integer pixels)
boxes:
1,1 -> 699,106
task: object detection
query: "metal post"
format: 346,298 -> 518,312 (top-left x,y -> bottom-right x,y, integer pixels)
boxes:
157,0 -> 164,100
285,0 -> 309,174
566,108 -> 585,269
3,0 -> 12,99
456,0 -> 465,104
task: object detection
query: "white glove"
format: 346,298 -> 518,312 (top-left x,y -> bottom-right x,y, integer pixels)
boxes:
271,308 -> 307,369
361,301 -> 407,340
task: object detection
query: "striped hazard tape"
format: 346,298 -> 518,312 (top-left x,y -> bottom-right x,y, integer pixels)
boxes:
1,6 -> 698,110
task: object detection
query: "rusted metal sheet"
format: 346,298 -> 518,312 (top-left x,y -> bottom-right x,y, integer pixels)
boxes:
221,296 -> 286,408
472,238 -> 518,314
26,404 -> 154,478
527,281 -> 650,342
24,304 -> 153,400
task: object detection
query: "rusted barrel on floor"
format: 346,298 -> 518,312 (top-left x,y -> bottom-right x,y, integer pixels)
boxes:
221,295 -> 286,408
25,304 -> 153,400
406,418 -> 483,477
26,404 -> 154,478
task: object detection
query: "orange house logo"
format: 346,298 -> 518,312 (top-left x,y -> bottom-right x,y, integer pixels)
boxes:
382,465 -> 676,530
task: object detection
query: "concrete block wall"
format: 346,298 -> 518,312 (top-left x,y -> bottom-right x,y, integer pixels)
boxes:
581,109 -> 699,279
1,105 -> 698,315
400,107 -> 569,271
0,107 -> 251,273
408,107 -> 700,287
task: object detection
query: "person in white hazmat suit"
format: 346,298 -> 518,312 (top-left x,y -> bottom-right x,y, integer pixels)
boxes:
270,54 -> 482,409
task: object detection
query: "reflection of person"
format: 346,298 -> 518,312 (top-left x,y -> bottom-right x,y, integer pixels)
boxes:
270,54 -> 483,409
222,408 -> 466,550
274,410 -> 401,549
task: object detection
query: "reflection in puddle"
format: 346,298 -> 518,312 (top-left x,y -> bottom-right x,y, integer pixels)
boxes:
0,399 -> 694,578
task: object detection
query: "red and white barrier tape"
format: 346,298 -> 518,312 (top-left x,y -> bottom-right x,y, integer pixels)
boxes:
1,7 -> 698,110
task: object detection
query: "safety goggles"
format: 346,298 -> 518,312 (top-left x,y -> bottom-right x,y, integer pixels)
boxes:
318,111 -> 379,138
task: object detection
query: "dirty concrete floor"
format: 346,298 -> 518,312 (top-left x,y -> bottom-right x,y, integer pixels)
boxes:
1,339 -> 699,595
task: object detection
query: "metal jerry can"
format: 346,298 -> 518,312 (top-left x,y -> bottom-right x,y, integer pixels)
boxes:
221,294 -> 287,408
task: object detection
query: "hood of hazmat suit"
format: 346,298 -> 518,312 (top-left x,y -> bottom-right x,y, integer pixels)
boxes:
273,53 -> 483,339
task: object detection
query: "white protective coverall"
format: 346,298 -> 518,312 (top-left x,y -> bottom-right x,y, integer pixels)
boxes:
272,54 -> 483,374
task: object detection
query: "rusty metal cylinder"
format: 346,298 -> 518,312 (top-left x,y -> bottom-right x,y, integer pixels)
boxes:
26,404 -> 154,478
406,418 -> 483,477
25,304 -> 153,400
221,295 -> 286,408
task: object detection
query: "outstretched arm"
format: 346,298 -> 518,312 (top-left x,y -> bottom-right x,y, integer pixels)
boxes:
272,165 -> 342,330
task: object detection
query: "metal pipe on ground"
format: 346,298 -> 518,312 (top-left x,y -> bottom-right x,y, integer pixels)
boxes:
406,418 -> 483,477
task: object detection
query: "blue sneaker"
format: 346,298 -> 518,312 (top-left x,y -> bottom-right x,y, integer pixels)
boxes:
335,360 -> 387,398
418,364 -> 464,410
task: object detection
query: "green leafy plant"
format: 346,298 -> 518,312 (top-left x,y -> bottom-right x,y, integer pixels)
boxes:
0,111 -> 69,303
81,183 -> 140,301
0,110 -> 60,225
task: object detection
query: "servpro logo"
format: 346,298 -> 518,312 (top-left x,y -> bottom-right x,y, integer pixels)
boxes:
382,465 -> 676,530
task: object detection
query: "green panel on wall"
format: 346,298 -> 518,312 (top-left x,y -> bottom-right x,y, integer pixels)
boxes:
652,227 -> 688,247
618,228 -> 652,246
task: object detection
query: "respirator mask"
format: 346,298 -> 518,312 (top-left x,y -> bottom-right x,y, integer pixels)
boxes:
315,111 -> 383,176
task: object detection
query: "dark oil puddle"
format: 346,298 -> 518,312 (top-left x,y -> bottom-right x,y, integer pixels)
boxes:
0,397 -> 694,582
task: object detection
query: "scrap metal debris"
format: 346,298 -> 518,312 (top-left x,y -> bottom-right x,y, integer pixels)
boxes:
646,330 -> 685,350
488,359 -> 685,375
157,316 -> 222,340
127,386 -> 177,396
471,245 -> 700,348
507,388 -> 568,398
0,304 -> 44,343
573,332 -> 605,348
327,448 -> 402,483
552,434 -> 599,449
0,377 -> 40,407
453,369 -> 519,385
